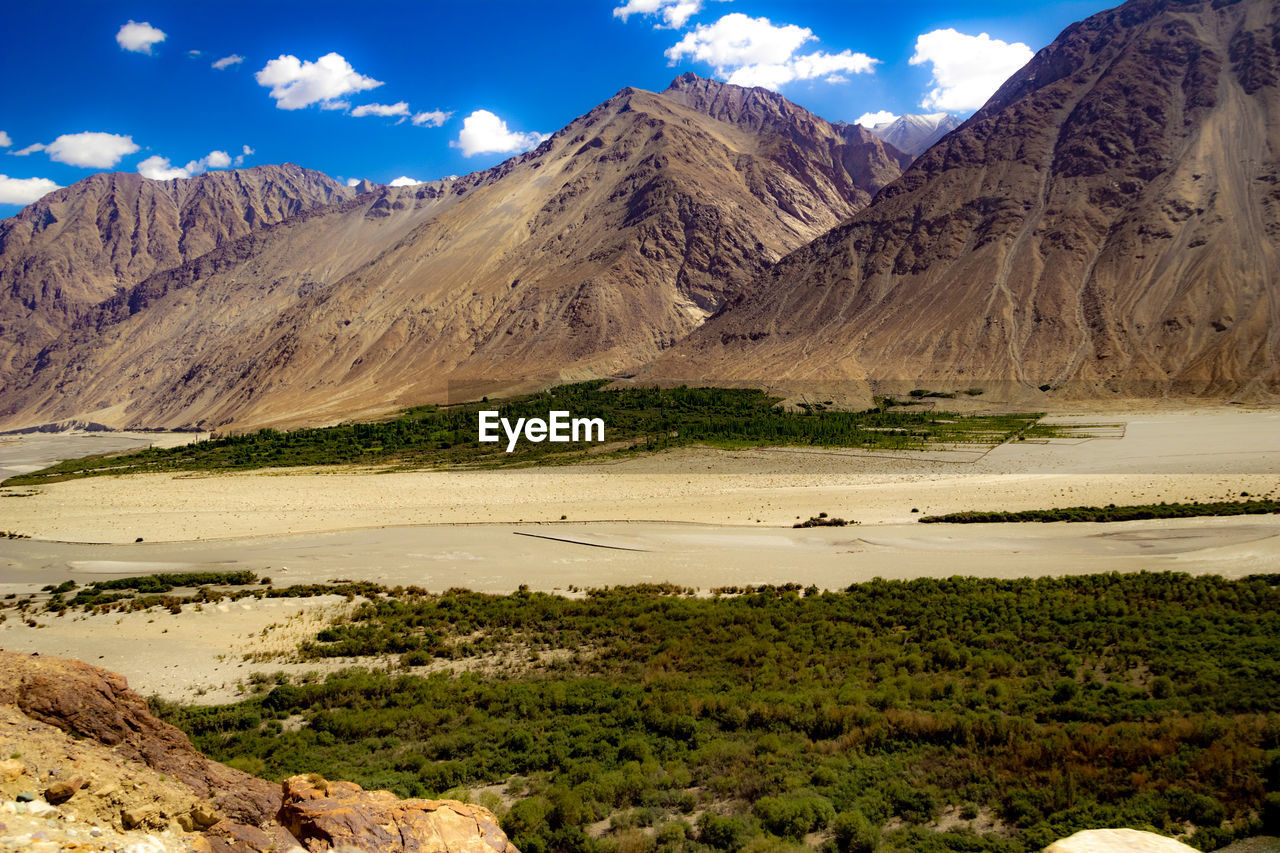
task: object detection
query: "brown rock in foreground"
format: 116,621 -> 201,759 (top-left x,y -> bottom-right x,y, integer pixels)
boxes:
280,774 -> 518,852
0,651 -> 518,853
0,649 -> 279,824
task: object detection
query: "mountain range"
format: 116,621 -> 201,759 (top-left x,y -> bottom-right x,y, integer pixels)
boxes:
1,0 -> 1276,431
860,113 -> 963,156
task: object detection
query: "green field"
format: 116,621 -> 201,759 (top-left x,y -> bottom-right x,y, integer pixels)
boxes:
149,573 -> 1280,853
2,382 -> 1050,486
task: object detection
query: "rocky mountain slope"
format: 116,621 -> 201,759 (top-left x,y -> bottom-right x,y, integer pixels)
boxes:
0,75 -> 904,430
0,650 -> 518,852
862,113 -> 963,156
0,165 -> 352,384
646,0 -> 1280,401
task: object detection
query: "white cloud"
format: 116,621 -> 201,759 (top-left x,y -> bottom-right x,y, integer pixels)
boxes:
187,49 -> 202,58
13,143 -> 43,156
41,132 -> 139,168
346,177 -> 361,187
212,54 -> 244,70
233,144 -> 254,167
855,110 -> 898,128
0,175 -> 60,205
138,155 -> 190,181
254,52 -> 382,110
351,101 -> 410,118
614,0 -> 702,29
452,110 -> 548,157
666,14 -> 877,90
411,110 -> 452,128
724,49 -> 877,89
388,176 -> 423,187
0,131 -> 11,148
138,149 -> 235,181
116,20 -> 166,54
910,28 -> 1033,112
667,14 -> 811,67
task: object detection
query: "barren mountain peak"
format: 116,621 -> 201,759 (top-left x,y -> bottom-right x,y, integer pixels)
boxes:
0,74 -> 907,430
645,0 -> 1280,401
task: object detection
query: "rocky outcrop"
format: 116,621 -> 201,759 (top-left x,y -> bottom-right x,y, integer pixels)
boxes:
0,651 -> 517,853
0,650 -> 279,825
279,774 -> 517,852
1043,828 -> 1199,852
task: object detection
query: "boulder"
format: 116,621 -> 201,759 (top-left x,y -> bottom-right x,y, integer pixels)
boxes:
42,775 -> 86,804
1044,829 -> 1199,852
0,650 -> 280,824
279,774 -> 518,852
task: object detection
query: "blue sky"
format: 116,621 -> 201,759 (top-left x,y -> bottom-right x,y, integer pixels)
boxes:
0,0 -> 1116,211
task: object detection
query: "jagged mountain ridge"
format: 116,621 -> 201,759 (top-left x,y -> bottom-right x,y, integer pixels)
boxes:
862,113 -> 964,156
644,0 -> 1280,399
0,164 -> 353,382
0,75 -> 906,430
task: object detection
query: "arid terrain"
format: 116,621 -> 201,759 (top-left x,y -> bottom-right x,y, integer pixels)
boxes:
1,408 -> 1277,705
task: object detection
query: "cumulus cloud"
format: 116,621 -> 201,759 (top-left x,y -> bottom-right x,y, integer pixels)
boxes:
26,132 -> 140,168
0,175 -> 60,205
614,0 -> 701,29
116,20 -> 166,54
138,149 -> 235,181
388,176 -> 423,187
910,28 -> 1033,112
351,101 -> 410,118
212,54 -> 244,70
137,155 -> 189,181
233,144 -> 254,167
411,110 -> 452,128
346,177 -> 361,187
855,110 -> 898,128
666,14 -> 877,90
452,110 -> 548,157
255,52 -> 382,110
0,131 -> 11,148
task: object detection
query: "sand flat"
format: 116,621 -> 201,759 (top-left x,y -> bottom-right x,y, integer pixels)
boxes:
1,410 -> 1276,544
1,409 -> 1278,703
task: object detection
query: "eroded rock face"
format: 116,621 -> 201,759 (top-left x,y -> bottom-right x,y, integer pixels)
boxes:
0,652 -> 518,853
279,774 -> 518,853
0,650 -> 280,825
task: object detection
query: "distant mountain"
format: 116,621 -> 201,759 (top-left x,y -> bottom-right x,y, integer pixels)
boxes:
644,0 -> 1280,399
861,113 -> 963,156
0,165 -> 352,382
0,75 -> 907,430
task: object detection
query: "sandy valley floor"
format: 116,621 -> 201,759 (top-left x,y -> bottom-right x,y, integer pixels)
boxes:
0,408 -> 1277,701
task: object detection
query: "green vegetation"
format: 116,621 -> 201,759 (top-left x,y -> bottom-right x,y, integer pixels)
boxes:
152,573 -> 1280,853
793,513 -> 852,528
6,570 -> 389,616
2,382 -> 1051,485
920,499 -> 1280,524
